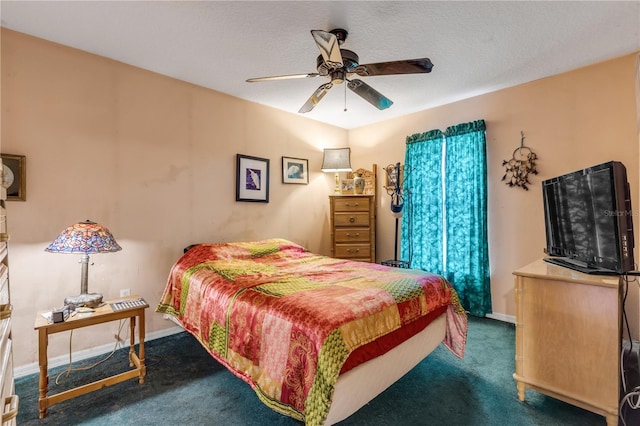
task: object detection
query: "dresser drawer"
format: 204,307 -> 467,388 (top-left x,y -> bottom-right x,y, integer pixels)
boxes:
335,228 -> 370,243
0,206 -> 5,235
0,307 -> 10,345
334,212 -> 370,227
0,336 -> 14,420
335,244 -> 371,259
0,333 -> 11,385
0,267 -> 7,306
333,197 -> 370,212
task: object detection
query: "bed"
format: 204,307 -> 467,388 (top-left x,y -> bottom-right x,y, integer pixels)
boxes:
156,238 -> 467,425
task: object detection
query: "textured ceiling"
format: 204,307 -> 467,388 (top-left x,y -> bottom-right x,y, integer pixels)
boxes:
1,1 -> 639,129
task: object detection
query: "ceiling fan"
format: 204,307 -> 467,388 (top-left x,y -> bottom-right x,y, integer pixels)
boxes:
246,29 -> 434,113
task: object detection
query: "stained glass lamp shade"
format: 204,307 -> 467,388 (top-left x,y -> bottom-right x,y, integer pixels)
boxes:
321,148 -> 352,193
45,220 -> 122,308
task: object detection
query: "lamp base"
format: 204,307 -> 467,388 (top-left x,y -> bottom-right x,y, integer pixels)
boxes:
64,292 -> 103,309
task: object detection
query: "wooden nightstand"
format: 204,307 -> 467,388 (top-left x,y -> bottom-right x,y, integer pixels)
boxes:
34,295 -> 148,418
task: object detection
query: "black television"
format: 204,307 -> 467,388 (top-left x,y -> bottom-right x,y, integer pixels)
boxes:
542,161 -> 635,275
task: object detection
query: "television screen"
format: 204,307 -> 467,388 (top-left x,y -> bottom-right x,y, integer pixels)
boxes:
542,161 -> 634,275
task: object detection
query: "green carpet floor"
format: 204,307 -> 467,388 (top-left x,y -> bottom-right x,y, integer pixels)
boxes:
16,317 -> 612,425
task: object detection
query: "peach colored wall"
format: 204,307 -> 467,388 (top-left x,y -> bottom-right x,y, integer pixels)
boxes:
1,29 -> 348,369
3,27 -> 639,372
350,53 -> 640,331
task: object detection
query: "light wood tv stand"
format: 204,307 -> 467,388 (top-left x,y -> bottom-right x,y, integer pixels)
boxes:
513,259 -> 622,426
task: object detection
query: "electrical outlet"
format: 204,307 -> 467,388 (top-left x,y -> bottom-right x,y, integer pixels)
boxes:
120,288 -> 130,297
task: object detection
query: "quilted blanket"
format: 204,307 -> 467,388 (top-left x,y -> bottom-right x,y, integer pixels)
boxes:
157,239 -> 467,425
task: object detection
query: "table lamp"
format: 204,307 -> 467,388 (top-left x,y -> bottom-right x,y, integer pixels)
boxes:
321,147 -> 352,193
45,220 -> 121,308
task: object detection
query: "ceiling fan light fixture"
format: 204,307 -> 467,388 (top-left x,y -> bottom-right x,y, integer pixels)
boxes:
331,70 -> 345,85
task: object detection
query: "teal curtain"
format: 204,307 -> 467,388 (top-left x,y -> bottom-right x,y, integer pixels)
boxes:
401,120 -> 491,317
401,130 -> 445,275
443,121 -> 491,316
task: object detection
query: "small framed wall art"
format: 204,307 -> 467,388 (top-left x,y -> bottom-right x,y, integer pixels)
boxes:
1,153 -> 26,201
282,156 -> 309,184
236,154 -> 270,203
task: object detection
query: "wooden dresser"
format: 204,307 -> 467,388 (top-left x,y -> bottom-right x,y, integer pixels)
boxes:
329,165 -> 377,263
329,195 -> 376,262
513,259 -> 621,426
0,176 -> 18,423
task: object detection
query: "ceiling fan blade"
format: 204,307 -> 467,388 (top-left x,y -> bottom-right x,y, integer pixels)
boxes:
353,58 -> 434,77
347,79 -> 393,110
311,30 -> 343,69
246,72 -> 320,83
299,82 -> 333,113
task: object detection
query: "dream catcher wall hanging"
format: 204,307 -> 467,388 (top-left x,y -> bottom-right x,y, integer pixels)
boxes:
502,131 -> 538,190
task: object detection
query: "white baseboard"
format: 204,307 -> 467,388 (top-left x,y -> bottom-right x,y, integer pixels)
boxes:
14,325 -> 184,379
486,312 -> 516,324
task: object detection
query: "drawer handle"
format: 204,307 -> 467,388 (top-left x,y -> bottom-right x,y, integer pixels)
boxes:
345,232 -> 360,238
345,202 -> 359,207
347,248 -> 360,253
0,304 -> 11,320
349,217 -> 356,223
1,395 -> 19,422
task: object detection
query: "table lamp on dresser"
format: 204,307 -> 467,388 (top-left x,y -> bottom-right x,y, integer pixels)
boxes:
45,219 -> 121,308
321,147 -> 352,193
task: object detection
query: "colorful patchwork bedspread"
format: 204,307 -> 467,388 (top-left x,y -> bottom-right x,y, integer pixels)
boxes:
157,239 -> 467,425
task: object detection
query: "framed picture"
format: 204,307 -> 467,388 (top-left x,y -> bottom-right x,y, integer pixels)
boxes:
282,156 -> 309,184
0,154 -> 26,201
341,178 -> 355,194
236,154 -> 269,203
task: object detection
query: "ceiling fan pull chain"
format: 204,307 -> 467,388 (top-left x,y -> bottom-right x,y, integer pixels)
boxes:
344,79 -> 348,112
